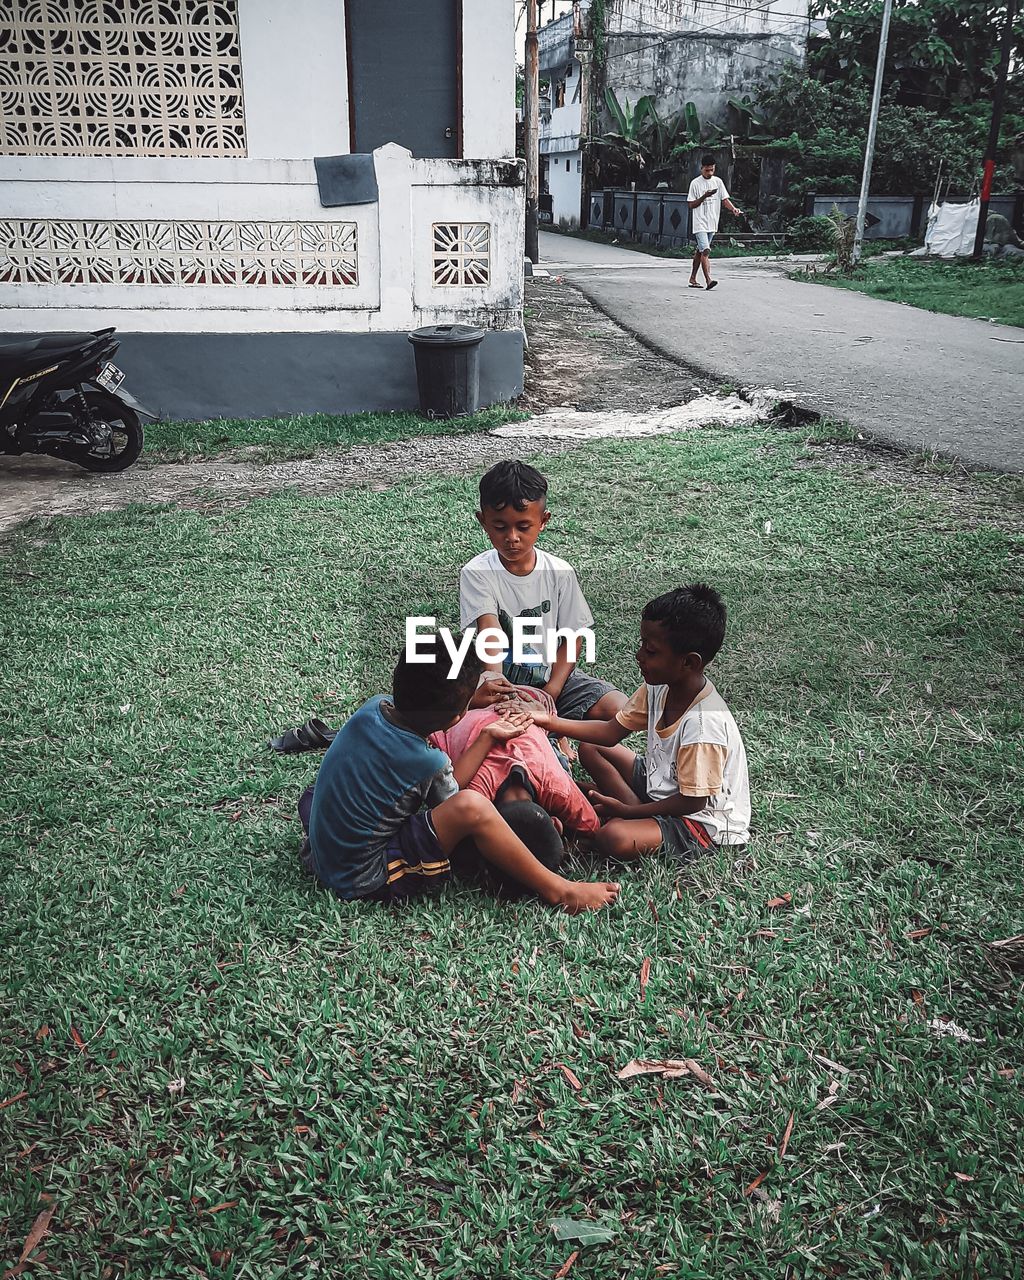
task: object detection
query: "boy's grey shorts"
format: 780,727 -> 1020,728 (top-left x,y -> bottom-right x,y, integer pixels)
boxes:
555,670 -> 618,721
630,755 -> 714,864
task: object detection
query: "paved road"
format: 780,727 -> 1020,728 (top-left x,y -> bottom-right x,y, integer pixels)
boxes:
540,232 -> 1024,472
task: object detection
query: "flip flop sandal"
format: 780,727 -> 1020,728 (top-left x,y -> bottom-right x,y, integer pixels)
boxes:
268,716 -> 336,754
688,281 -> 703,289
706,279 -> 719,290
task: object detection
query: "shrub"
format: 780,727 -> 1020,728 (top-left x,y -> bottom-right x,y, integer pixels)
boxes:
788,215 -> 834,251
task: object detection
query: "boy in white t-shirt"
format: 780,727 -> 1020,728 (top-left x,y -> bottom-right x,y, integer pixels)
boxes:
511,584 -> 750,861
687,153 -> 743,291
460,461 -> 626,722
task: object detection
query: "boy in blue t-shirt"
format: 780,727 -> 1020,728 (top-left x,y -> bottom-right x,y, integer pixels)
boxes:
299,636 -> 620,913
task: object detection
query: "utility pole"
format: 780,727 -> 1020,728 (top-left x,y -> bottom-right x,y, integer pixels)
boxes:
852,0 -> 893,266
524,0 -> 540,263
973,0 -> 1018,260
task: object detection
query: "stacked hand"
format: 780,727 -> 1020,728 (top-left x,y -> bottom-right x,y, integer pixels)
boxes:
483,708 -> 531,743
471,674 -> 519,708
499,700 -> 552,731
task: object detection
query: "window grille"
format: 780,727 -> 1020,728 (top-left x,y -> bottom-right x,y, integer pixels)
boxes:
0,219 -> 359,286
0,0 -> 246,156
432,223 -> 489,287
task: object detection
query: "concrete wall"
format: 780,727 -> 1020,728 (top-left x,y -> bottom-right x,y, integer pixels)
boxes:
811,194 -> 1021,239
604,0 -> 810,133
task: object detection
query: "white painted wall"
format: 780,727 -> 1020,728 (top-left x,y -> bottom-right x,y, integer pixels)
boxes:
462,0 -> 516,158
547,151 -> 583,226
0,149 -> 523,332
239,0 -> 349,159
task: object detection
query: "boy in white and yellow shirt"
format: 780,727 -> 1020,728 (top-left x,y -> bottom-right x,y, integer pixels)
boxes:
512,583 -> 749,861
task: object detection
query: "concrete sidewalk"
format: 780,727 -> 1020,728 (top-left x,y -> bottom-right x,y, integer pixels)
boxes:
540,232 -> 1024,472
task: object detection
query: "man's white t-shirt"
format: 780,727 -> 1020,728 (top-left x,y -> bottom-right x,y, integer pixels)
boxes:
459,548 -> 593,683
616,679 -> 750,844
688,176 -> 729,236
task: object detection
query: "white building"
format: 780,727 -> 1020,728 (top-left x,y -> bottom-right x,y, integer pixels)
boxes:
0,0 -> 524,419
539,5 -> 588,228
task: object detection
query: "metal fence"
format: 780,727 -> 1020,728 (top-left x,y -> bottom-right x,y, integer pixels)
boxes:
808,193 -> 1024,239
588,190 -> 693,248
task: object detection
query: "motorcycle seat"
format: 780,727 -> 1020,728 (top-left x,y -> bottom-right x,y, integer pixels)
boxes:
0,332 -> 100,369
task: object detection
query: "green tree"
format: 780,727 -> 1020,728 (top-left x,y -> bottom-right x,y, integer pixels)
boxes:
808,0 -> 1024,112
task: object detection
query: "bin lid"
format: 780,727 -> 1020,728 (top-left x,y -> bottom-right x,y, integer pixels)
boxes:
408,323 -> 486,347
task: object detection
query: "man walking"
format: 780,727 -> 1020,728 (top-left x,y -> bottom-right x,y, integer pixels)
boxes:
687,154 -> 743,290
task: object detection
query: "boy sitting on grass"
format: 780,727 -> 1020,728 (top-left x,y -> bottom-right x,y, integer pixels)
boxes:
509,584 -> 749,860
297,635 -> 620,912
461,460 -> 626,723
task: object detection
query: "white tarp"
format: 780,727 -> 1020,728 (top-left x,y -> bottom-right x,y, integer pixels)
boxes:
924,199 -> 980,258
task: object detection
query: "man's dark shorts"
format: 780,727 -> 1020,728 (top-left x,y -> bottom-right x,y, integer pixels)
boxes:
630,755 -> 715,864
298,784 -> 452,902
555,669 -> 618,720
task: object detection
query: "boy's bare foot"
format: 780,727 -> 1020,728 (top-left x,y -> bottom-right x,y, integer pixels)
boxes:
549,878 -> 621,914
556,735 -> 577,763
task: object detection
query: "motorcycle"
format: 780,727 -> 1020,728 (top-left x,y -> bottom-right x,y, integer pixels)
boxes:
0,327 -> 156,472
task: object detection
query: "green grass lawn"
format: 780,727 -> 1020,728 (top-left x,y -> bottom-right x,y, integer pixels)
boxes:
798,256 -> 1024,328
2,431 -> 1023,1278
144,404 -> 527,464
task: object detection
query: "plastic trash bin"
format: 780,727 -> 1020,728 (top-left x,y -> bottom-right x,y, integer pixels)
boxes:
408,323 -> 485,419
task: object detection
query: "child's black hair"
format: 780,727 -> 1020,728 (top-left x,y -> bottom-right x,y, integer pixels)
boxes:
391,632 -> 483,734
643,583 -> 726,663
700,152 -> 717,168
479,460 -> 548,512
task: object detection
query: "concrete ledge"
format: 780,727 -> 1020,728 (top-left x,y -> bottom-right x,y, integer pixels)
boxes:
101,329 -> 524,420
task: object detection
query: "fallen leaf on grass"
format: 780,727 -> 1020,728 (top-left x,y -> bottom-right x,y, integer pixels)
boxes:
953,1173 -> 974,1183
70,1026 -> 87,1053
744,1171 -> 767,1196
753,929 -> 777,939
511,1079 -> 524,1104
35,1026 -> 49,1041
0,1091 -> 28,1112
778,1110 -> 795,1157
649,899 -> 659,923
816,1080 -> 841,1111
996,1067 -> 1015,1079
550,1218 -> 617,1245
767,893 -> 792,909
811,1053 -> 851,1075
198,1200 -> 238,1216
252,1064 -> 272,1080
554,1250 -> 579,1277
617,1058 -> 713,1085
16,1201 -> 55,1267
556,1064 -> 582,1091
639,957 -> 651,1002
906,927 -> 933,941
167,1078 -> 185,1096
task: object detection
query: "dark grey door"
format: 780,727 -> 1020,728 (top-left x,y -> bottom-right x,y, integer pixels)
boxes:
346,0 -> 460,159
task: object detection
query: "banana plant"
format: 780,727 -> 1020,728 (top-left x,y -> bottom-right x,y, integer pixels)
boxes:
603,88 -> 655,141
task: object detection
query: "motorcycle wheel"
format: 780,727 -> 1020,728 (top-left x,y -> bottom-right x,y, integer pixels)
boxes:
70,389 -> 144,473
